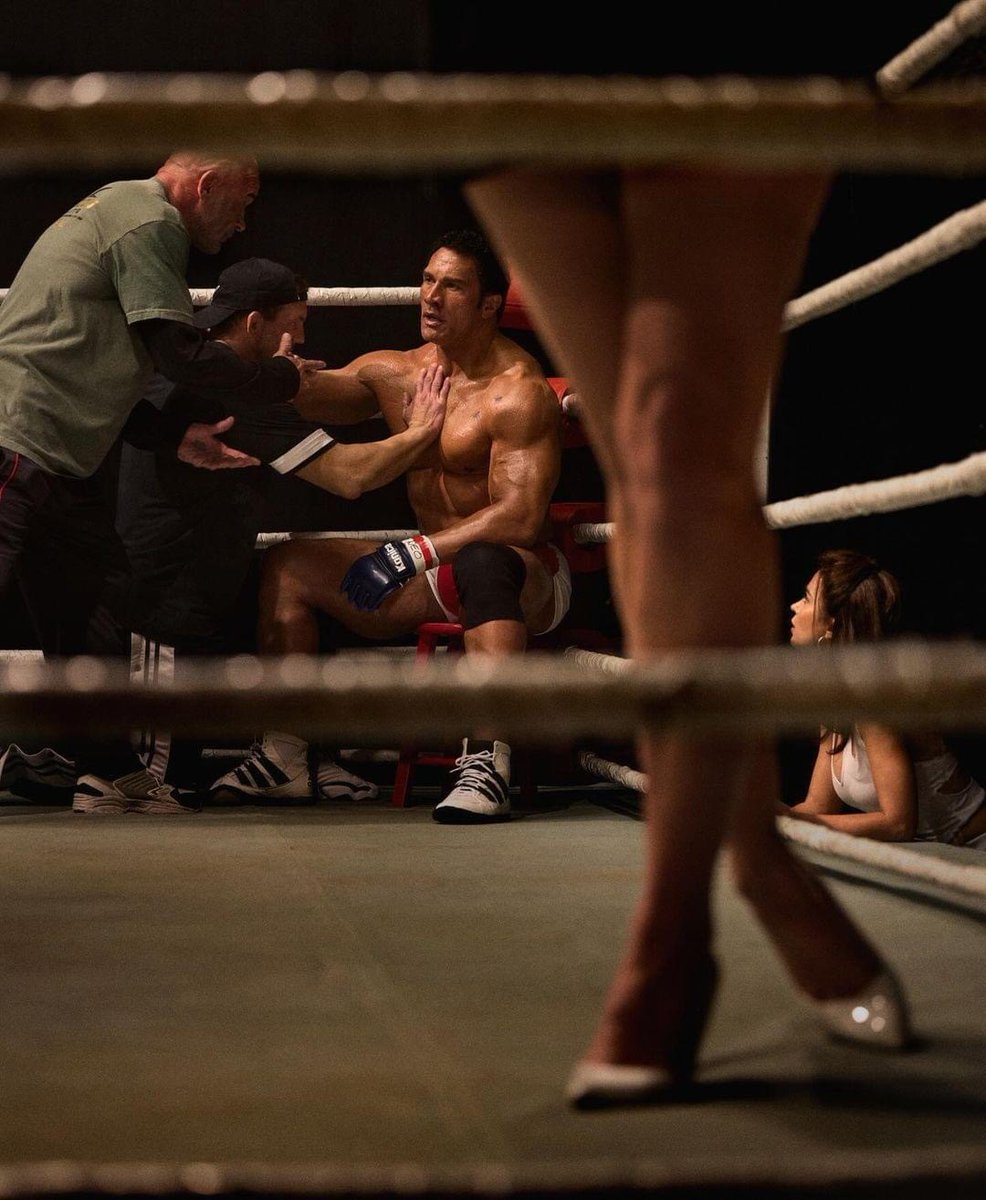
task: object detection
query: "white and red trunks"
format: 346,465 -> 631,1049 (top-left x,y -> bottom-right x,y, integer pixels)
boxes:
425,543 -> 572,635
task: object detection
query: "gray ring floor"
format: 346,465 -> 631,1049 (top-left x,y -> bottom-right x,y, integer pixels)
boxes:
1,790 -> 984,1196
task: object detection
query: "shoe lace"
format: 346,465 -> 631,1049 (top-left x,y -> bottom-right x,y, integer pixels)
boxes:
450,749 -> 497,789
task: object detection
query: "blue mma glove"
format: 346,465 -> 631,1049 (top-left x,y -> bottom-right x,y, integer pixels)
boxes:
341,534 -> 438,611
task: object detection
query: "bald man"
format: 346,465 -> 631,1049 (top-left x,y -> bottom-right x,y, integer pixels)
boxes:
0,150 -> 323,814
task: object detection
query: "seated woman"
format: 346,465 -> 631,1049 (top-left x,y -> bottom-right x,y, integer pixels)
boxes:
786,548 -> 986,850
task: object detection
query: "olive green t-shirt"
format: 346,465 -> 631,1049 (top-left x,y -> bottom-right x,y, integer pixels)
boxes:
0,178 -> 193,477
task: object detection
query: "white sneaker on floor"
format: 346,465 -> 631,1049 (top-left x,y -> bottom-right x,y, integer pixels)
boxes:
209,732 -> 313,802
315,757 -> 379,801
73,769 -> 199,815
432,739 -> 511,824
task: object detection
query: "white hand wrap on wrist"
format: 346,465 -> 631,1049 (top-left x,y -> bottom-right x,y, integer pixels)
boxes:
401,534 -> 438,574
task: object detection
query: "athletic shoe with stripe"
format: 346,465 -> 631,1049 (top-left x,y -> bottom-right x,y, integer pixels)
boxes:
209,732 -> 313,803
0,743 -> 77,792
315,757 -> 379,802
73,768 -> 199,815
432,739 -> 511,824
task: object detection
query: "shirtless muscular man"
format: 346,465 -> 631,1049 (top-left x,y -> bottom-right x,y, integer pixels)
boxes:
212,230 -> 566,823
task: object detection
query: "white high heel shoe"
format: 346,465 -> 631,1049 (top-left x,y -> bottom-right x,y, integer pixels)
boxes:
808,967 -> 912,1049
566,956 -> 719,1109
565,1062 -> 674,1109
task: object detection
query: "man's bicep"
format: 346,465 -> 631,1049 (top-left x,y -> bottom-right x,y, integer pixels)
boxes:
488,431 -> 560,512
294,368 -> 379,423
487,395 -> 562,504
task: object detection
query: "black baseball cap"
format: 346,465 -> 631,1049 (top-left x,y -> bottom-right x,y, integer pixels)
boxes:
193,258 -> 306,328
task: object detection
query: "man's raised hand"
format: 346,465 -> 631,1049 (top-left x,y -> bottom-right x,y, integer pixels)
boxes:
276,332 -> 326,402
402,362 -> 449,438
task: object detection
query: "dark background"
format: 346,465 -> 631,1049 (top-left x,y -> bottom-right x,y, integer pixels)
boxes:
1,1 -> 983,792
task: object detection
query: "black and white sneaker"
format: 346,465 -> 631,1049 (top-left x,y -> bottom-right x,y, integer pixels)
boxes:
315,757 -> 379,801
210,732 -> 313,803
433,739 -> 511,824
73,768 -> 199,815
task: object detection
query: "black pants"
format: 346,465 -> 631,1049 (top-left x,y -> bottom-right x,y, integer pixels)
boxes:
0,444 -> 145,780
129,628 -> 244,790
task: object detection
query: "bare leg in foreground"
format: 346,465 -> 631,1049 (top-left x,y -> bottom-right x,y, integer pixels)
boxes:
467,167 -> 893,1084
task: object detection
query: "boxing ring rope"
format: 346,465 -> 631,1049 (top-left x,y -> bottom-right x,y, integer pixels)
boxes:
189,286 -> 420,308
3,73 -> 986,174
580,745 -> 986,908
255,529 -> 418,548
876,0 -> 986,96
252,444 -> 986,557
781,196 -> 986,330
3,641 -> 986,742
9,185 -> 986,345
581,748 -> 986,910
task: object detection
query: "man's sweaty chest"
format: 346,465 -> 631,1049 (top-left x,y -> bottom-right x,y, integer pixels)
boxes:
434,393 -> 492,476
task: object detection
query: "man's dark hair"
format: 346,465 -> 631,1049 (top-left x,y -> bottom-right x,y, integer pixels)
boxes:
208,273 -> 308,338
430,229 -> 509,307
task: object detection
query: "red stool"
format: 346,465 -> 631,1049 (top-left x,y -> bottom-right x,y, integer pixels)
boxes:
391,621 -> 535,809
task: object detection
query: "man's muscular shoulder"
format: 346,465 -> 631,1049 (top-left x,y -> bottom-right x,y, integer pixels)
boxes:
485,353 -> 561,437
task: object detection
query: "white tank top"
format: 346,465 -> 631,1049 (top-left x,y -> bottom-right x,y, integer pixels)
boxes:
830,733 -> 985,844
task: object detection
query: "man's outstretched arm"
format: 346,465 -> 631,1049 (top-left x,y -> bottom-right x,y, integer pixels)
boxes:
295,363 -> 447,499
292,351 -> 409,426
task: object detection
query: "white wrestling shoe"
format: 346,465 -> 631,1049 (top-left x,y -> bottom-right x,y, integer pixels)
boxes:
315,756 -> 378,802
807,966 -> 912,1050
210,732 -> 313,803
432,739 -> 511,824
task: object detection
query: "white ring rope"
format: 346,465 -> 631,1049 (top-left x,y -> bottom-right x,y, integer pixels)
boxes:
7,197 -> 986,333
576,750 -> 986,900
579,750 -> 644,790
572,449 -> 986,544
762,450 -> 986,528
190,286 -> 419,308
782,197 -> 986,331
0,286 -> 424,305
565,647 -> 630,675
255,529 -> 418,548
4,641 -> 986,742
777,814 -> 986,899
877,0 -> 986,97
3,73 -> 986,174
13,182 -> 986,330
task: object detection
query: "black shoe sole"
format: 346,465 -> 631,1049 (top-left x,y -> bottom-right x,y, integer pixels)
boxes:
432,806 -> 511,824
208,785 -> 316,806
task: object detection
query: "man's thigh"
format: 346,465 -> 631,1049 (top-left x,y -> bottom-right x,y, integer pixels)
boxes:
16,471 -> 132,657
268,537 -> 444,639
0,448 -> 51,596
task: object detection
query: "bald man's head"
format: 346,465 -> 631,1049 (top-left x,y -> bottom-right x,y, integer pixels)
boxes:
156,151 -> 260,254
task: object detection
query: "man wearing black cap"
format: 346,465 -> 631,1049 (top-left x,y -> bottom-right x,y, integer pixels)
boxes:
117,257 -> 448,807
